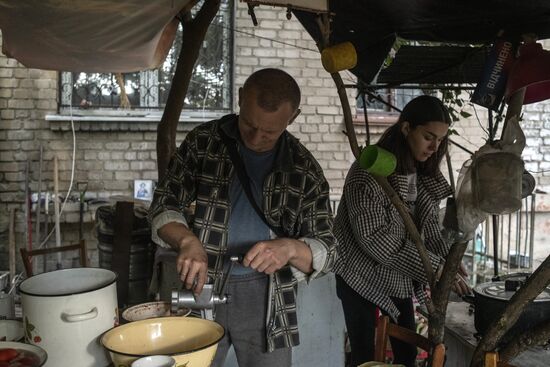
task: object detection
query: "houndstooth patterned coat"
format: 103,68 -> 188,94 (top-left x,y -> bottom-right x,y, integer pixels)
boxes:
333,161 -> 452,320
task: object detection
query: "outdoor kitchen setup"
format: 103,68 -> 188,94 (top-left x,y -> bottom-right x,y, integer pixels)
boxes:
1,1 -> 550,367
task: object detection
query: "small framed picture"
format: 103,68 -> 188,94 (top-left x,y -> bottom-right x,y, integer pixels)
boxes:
134,179 -> 153,200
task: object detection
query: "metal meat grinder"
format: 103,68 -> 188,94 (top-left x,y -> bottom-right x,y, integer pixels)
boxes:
171,255 -> 241,320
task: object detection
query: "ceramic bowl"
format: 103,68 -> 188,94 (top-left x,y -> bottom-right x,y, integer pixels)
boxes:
122,301 -> 190,323
131,355 -> 175,367
0,319 -> 24,341
101,316 -> 224,367
0,341 -> 48,366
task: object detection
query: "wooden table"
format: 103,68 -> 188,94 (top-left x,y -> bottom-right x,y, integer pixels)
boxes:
444,302 -> 550,367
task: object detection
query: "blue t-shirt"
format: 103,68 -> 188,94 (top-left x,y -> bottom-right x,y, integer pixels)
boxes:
227,141 -> 277,275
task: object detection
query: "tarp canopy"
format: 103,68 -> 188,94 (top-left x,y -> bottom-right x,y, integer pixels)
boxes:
2,0 -> 550,85
0,0 -> 192,72
294,0 -> 550,86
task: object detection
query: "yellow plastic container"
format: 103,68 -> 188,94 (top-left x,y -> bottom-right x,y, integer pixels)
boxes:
321,41 -> 358,73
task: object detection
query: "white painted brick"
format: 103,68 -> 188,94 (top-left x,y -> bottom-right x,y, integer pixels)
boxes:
317,106 -> 340,115
131,161 -> 156,170
104,181 -> 130,190
259,20 -> 283,29
276,49 -> 301,58
104,161 -> 129,171
115,171 -> 136,180
259,58 -> 282,67
277,28 -> 302,40
142,171 -> 159,180
239,57 -> 260,66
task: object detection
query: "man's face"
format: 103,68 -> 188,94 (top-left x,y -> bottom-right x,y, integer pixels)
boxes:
238,88 -> 298,153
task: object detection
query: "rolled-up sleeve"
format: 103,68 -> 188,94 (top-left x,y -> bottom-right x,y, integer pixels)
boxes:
150,210 -> 189,248
292,170 -> 336,283
148,132 -> 199,245
290,237 -> 330,283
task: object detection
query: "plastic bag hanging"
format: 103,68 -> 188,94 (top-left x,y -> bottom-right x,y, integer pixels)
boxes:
471,116 -> 525,214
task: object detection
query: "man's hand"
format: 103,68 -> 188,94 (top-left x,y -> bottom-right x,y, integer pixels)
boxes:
158,222 -> 209,296
243,239 -> 295,274
243,238 -> 313,275
177,236 -> 208,295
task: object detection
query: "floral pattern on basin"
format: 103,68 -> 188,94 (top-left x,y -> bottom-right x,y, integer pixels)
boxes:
24,316 -> 42,344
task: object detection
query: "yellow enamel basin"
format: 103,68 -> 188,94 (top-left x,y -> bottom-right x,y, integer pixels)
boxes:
101,316 -> 224,367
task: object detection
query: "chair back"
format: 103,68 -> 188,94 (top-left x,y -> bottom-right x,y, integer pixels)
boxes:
20,239 -> 88,276
374,315 -> 445,367
485,352 -> 518,367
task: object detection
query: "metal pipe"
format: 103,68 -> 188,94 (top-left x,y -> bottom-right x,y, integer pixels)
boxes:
515,207 -> 521,273
507,213 -> 512,272
36,144 -> 43,248
499,213 -> 504,272
529,194 -> 536,269
492,215 -> 499,277
524,196 -> 531,268
445,151 -> 456,194
53,156 -> 62,269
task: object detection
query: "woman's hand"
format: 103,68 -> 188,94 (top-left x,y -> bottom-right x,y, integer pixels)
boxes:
452,272 -> 471,296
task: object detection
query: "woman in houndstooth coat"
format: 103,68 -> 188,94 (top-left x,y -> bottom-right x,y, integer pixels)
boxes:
333,95 -> 464,367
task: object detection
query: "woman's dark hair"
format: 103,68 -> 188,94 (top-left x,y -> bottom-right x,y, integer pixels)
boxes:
376,95 -> 451,176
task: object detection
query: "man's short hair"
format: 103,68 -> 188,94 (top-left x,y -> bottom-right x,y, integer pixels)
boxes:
242,68 -> 301,111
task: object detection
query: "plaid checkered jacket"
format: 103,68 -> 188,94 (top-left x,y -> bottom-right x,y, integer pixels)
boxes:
333,161 -> 452,320
149,114 -> 336,351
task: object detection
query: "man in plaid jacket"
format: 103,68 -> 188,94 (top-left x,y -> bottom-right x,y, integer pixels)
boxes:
149,68 -> 336,367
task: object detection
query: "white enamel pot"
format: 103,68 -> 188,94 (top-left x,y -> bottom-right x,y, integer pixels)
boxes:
19,268 -> 118,367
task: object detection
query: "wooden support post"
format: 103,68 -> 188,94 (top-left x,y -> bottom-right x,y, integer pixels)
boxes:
112,201 -> 134,308
8,208 -> 16,282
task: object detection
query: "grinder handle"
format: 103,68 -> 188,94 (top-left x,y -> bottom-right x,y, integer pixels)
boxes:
218,255 -> 243,298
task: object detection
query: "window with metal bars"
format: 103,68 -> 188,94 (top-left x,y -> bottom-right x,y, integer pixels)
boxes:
59,0 -> 233,114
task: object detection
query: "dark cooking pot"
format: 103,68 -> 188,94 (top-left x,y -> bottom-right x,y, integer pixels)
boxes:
463,273 -> 550,344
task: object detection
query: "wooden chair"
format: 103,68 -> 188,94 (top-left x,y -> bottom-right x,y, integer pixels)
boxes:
484,352 -> 518,367
374,315 -> 445,367
20,239 -> 88,276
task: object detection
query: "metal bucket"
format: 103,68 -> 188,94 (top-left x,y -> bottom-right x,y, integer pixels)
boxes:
472,152 -> 524,214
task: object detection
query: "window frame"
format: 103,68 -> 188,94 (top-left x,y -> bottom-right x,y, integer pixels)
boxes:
57,0 -> 235,121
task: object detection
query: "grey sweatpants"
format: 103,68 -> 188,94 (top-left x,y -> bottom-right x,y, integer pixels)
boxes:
211,272 -> 292,367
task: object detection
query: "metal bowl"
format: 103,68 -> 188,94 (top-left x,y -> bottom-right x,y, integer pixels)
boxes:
0,341 -> 48,366
121,301 -> 190,323
101,316 -> 224,367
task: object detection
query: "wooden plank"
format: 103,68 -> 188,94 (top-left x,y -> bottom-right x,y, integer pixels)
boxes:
112,201 -> 134,308
8,208 -> 16,282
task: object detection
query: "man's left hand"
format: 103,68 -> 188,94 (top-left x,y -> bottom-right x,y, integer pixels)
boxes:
243,239 -> 295,274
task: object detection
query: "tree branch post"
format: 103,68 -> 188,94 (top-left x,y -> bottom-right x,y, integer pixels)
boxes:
429,241 -> 469,344
470,254 -> 550,367
499,319 -> 550,362
156,0 -> 221,181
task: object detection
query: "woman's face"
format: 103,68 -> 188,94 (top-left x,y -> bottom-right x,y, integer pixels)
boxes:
402,120 -> 449,162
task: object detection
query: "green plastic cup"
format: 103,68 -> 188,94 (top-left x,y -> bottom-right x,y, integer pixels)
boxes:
359,145 -> 397,177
